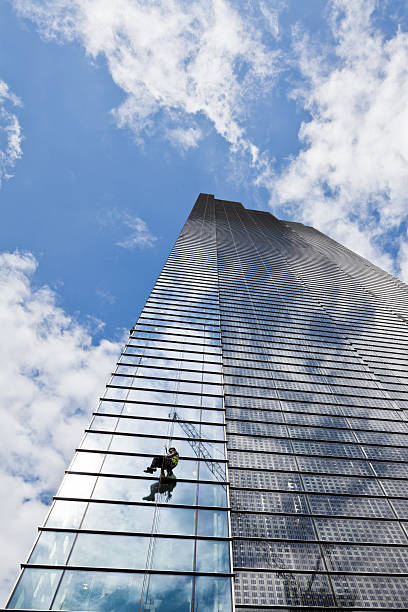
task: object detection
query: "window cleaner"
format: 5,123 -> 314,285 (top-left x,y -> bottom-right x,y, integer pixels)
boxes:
144,446 -> 179,477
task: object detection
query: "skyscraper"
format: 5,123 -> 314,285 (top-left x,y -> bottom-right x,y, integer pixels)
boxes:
6,193 -> 408,610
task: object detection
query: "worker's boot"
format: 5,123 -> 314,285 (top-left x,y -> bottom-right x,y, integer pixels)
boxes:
144,467 -> 155,474
142,493 -> 155,501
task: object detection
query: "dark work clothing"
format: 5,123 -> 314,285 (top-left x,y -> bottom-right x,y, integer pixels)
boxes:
150,455 -> 177,473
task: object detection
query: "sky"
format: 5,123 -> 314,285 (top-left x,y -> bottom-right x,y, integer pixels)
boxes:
1,0 -> 408,602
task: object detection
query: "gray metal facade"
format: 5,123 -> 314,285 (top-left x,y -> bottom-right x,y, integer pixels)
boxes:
6,193 -> 408,610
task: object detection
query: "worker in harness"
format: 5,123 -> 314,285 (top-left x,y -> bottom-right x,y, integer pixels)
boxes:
144,447 -> 179,477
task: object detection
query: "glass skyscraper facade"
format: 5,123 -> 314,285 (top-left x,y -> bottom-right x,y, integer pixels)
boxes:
6,193 -> 408,610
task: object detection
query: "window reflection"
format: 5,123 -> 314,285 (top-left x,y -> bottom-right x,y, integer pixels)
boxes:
81,432 -> 112,451
198,509 -> 229,537
70,452 -> 105,473
196,540 -> 231,572
102,453 -> 200,480
82,503 -> 197,536
46,500 -> 87,529
142,574 -> 193,612
69,533 -> 149,569
92,475 -> 197,506
8,568 -> 62,610
52,570 -> 143,611
142,475 -> 178,503
150,537 -> 194,572
198,483 -> 227,507
194,576 -> 232,611
95,416 -> 225,440
58,474 -> 97,499
68,534 -> 195,572
90,416 -> 118,431
109,435 -> 225,460
29,531 -> 75,565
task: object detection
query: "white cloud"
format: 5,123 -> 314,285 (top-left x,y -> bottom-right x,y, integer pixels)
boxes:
96,287 -> 117,304
0,251 -> 121,604
273,0 -> 408,276
99,207 -> 157,249
0,80 -> 23,185
13,0 -> 278,161
166,126 -> 202,151
116,211 -> 157,250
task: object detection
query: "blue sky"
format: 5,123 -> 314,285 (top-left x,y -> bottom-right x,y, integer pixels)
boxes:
1,0 -> 408,602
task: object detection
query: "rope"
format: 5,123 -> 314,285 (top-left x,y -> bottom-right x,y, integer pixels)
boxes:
138,382 -> 178,610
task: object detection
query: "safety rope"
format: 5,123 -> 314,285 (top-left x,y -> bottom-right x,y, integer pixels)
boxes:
138,384 -> 177,611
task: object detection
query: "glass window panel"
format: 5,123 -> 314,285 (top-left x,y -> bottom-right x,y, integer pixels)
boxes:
70,452 -> 105,473
203,395 -> 223,408
69,533 -> 194,572
202,409 -> 224,423
57,474 -> 97,499
179,381 -> 203,393
196,539 -> 230,572
92,476 -> 197,506
100,453 -> 200,480
116,417 -> 176,436
69,533 -> 149,569
203,373 -> 223,384
119,354 -> 141,365
97,399 -> 126,413
150,537 -> 194,571
90,416 -> 118,431
141,574 -> 193,612
197,509 -> 229,537
82,502 -> 155,533
81,432 -> 112,451
194,576 -> 232,611
199,424 -> 225,440
52,570 -> 143,611
198,483 -> 227,507
115,364 -> 138,375
8,568 -> 62,610
46,500 -> 87,529
82,503 -> 197,536
122,376 -> 178,391
122,403 -> 201,421
29,531 -> 75,565
107,416 -> 224,440
109,435 -> 225,460
127,390 -> 177,404
197,460 -> 226,482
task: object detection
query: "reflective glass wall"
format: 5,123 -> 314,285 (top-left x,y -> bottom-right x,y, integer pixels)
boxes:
7,192 -> 408,611
6,195 -> 232,612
